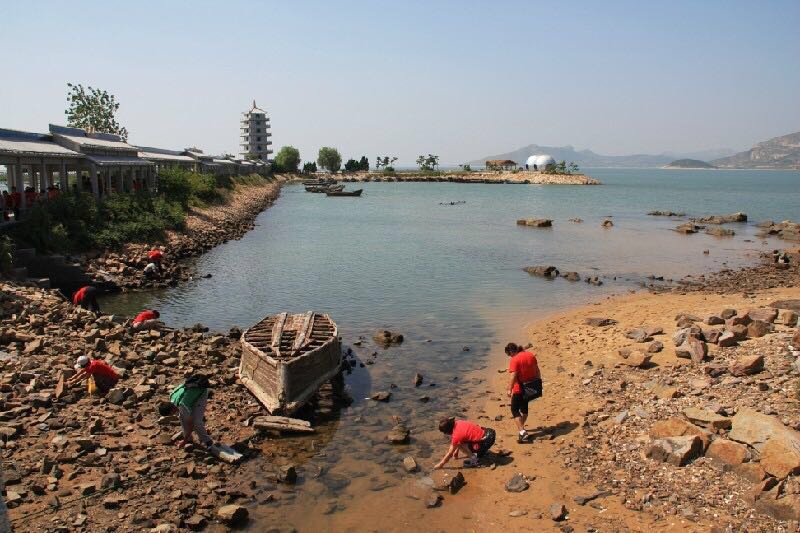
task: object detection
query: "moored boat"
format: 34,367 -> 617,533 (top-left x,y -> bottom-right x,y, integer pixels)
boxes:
239,312 -> 342,415
325,188 -> 363,197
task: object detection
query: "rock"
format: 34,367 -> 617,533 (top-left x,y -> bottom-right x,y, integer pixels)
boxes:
706,438 -> 750,465
509,509 -> 528,517
675,338 -> 707,363
505,473 -> 529,493
106,388 -> 126,405
694,212 -> 747,224
720,308 -> 737,319
793,329 -> 800,350
747,308 -> 779,323
675,222 -> 701,234
370,391 -> 392,402
584,317 -> 616,327
650,418 -> 711,450
727,315 -> 752,327
683,407 -> 732,430
184,515 -> 207,531
704,315 -> 724,325
672,326 -> 702,346
403,456 -> 418,473
573,490 -> 611,506
717,331 -> 738,347
601,220 -> 613,228
102,494 -> 128,509
729,324 -> 749,340
704,329 -> 722,344
729,354 -> 764,377
387,424 -> 410,444
625,328 -> 652,343
760,436 -> 800,478
776,309 -> 798,326
217,505 -> 248,526
549,503 -> 567,521
278,465 -> 297,484
705,227 -> 735,237
619,350 -> 651,368
373,330 -> 404,347
646,436 -> 703,466
646,341 -> 663,353
747,320 -> 770,338
431,471 -> 465,494
729,408 -> 797,452
524,265 -> 559,278
562,272 -> 580,282
425,492 -> 443,508
516,218 -> 552,227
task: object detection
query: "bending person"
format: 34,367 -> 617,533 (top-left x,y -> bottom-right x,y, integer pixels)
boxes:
434,417 -> 495,469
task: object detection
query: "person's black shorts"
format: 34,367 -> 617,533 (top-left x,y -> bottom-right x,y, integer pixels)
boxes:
510,393 -> 529,418
472,427 -> 496,457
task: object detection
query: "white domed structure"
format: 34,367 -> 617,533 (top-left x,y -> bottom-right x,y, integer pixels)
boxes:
526,154 -> 556,171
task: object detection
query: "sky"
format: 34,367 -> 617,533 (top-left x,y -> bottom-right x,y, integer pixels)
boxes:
1,0 -> 799,166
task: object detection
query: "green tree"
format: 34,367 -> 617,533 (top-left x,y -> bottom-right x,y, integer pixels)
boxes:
344,158 -> 359,172
417,154 -> 439,171
65,83 -> 128,140
317,147 -> 342,172
567,162 -> 580,174
358,156 -> 369,171
302,161 -> 318,173
274,146 -> 301,173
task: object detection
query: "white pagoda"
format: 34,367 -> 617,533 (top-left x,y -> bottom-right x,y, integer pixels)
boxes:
240,100 -> 272,160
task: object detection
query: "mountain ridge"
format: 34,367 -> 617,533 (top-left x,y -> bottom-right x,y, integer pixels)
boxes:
711,131 -> 800,169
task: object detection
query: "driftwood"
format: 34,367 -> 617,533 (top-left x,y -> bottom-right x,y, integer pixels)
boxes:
252,415 -> 315,433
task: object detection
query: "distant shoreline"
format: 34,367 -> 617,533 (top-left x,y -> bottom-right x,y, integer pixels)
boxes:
333,170 -> 601,185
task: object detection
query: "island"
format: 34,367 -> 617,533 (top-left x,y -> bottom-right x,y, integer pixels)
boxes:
664,158 -> 716,169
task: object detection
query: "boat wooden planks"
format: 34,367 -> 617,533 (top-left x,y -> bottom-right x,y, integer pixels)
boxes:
239,311 -> 341,415
252,415 -> 315,433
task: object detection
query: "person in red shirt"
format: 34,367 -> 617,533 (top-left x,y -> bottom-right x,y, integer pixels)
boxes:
506,342 -> 542,442
72,285 -> 100,314
147,249 -> 164,272
434,417 -> 496,469
132,309 -> 160,328
10,187 -> 21,219
67,356 -> 120,394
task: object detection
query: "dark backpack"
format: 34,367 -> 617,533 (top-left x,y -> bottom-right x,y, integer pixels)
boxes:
184,374 -> 211,390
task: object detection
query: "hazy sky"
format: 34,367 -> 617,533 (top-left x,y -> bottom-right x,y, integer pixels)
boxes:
2,1 -> 799,165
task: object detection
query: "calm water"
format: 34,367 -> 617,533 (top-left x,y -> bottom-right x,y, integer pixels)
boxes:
102,168 -> 798,529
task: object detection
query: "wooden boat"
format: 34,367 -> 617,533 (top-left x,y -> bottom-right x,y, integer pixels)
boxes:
305,184 -> 344,193
326,188 -> 363,197
239,312 -> 342,415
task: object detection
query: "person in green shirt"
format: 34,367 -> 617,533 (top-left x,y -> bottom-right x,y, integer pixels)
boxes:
159,376 -> 213,448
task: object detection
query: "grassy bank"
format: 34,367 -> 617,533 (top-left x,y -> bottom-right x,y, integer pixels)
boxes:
3,169 -> 273,253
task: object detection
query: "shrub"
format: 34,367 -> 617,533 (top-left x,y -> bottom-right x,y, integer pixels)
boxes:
158,167 -> 192,207
0,235 -> 14,273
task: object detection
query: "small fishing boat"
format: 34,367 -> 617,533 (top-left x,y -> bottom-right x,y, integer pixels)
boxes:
239,312 -> 342,415
305,184 -> 344,193
325,188 -> 363,197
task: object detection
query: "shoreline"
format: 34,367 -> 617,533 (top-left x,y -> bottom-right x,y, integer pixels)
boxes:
322,170 -> 600,185
460,259 -> 800,530
80,177 -> 284,292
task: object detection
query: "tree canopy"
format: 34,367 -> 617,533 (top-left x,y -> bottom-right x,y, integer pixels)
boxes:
317,147 -> 342,172
274,146 -> 301,173
65,83 -> 128,140
415,154 -> 439,171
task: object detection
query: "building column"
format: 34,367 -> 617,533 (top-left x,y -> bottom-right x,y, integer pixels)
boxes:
90,165 -> 99,198
116,167 -> 124,193
15,160 -> 25,211
76,168 -> 83,192
60,161 -> 68,191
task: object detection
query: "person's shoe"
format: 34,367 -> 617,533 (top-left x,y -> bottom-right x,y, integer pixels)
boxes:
462,457 -> 480,468
517,431 -> 530,443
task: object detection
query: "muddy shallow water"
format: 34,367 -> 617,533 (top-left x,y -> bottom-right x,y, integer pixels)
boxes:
101,170 -> 798,530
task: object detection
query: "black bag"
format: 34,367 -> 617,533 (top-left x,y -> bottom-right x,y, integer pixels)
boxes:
520,377 -> 543,401
184,374 -> 211,390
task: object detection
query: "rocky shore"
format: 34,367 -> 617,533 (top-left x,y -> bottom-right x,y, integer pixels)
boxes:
336,170 -> 600,185
81,179 -> 283,292
0,280 -> 346,532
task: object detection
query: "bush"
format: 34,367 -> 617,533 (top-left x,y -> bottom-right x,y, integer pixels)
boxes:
158,168 -> 193,207
0,235 -> 14,273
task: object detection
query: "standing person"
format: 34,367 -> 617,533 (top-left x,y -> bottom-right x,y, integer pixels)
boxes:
159,375 -> 213,449
10,187 -> 21,219
132,309 -> 160,328
505,342 -> 542,443
434,417 -> 495,469
72,285 -> 100,314
67,356 -> 120,395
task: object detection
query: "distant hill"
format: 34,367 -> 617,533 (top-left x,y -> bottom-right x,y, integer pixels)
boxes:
468,145 -> 737,169
711,132 -> 800,169
664,159 -> 716,169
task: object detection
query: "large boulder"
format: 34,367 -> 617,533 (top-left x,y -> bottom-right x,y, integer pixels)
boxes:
760,437 -> 800,478
217,505 -> 249,526
776,309 -> 798,326
625,328 -> 653,343
747,308 -> 779,323
516,218 -> 552,228
694,212 -> 747,224
646,436 -> 703,466
729,408 -> 800,468
675,338 -> 707,363
747,320 -> 771,338
618,350 -> 651,368
585,317 -> 616,327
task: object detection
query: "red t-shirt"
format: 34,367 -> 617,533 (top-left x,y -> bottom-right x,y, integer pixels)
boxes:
133,310 -> 158,324
451,420 -> 485,447
85,360 -> 119,381
509,351 -> 540,394
147,250 -> 163,261
72,286 -> 89,305
10,192 -> 21,208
